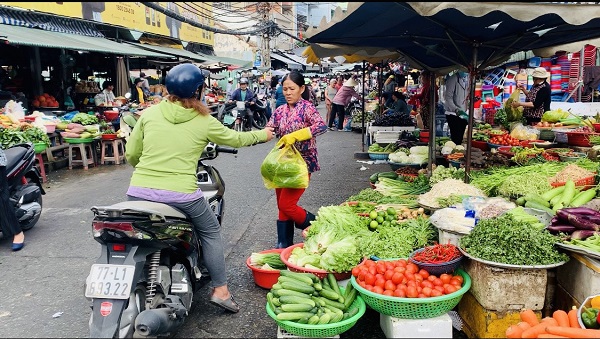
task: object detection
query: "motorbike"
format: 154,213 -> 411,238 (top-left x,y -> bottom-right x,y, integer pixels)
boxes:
218,98 -> 267,131
2,142 -> 45,233
253,93 -> 269,129
86,142 -> 237,338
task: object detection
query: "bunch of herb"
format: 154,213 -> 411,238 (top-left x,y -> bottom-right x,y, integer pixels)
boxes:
497,172 -> 552,199
436,194 -> 465,208
346,188 -> 419,207
459,214 -> 568,266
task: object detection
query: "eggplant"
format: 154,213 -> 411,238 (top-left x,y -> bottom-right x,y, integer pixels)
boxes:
546,225 -> 577,235
570,230 -> 600,240
561,207 -> 600,217
567,214 -> 600,231
550,216 -> 560,225
583,214 -> 600,224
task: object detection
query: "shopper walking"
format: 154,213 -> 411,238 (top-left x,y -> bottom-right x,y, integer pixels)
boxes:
443,70 -> 470,145
0,148 -> 25,251
329,78 -> 361,131
265,70 -> 327,248
125,63 -> 274,312
324,78 -> 338,126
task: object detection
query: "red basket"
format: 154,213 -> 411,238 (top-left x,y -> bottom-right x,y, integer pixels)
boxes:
483,108 -> 497,125
551,174 -> 597,190
471,140 -> 489,151
566,132 -> 600,147
280,243 -> 352,280
246,248 -> 285,289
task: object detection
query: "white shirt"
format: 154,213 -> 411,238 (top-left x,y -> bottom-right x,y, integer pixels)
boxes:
0,148 -> 6,167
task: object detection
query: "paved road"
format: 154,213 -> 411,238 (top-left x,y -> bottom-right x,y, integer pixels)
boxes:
0,104 -> 396,338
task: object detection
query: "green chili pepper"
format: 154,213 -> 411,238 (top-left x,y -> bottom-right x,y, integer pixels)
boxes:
581,306 -> 600,329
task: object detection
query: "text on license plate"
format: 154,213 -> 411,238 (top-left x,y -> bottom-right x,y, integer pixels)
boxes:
85,264 -> 135,299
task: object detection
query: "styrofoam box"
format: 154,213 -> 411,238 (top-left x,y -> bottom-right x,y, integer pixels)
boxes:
438,229 -> 466,246
463,259 -> 547,312
556,253 -> 600,305
380,313 -> 453,339
277,326 -> 339,338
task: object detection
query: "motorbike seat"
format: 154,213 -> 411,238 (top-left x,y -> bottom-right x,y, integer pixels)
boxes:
4,146 -> 28,172
92,201 -> 187,219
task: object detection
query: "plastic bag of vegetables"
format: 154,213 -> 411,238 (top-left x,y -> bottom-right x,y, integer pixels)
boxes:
260,144 -> 309,189
504,90 -> 524,122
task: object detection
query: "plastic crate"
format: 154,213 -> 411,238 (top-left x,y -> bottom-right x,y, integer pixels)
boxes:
551,174 -> 596,190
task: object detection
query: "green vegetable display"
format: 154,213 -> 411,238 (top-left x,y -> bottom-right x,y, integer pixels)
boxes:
459,214 -> 568,266
496,172 -> 553,199
430,165 -> 465,185
71,112 -> 99,125
250,252 -> 287,270
345,188 -> 419,207
0,126 -> 50,149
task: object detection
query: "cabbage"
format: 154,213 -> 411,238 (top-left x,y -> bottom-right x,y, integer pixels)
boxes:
542,109 -> 570,123
441,146 -> 454,155
409,146 -> 428,155
444,141 -> 456,149
389,151 -> 409,163
408,154 -> 428,164
319,236 -> 362,272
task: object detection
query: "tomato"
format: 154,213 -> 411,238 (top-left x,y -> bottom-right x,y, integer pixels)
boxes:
383,289 -> 394,296
364,273 -> 376,286
394,266 -> 406,274
427,275 -> 437,282
385,262 -> 395,271
396,284 -> 407,292
444,284 -> 458,294
391,272 -> 404,285
417,293 -> 427,298
376,262 -> 387,274
358,271 -> 366,282
406,286 -> 418,298
384,270 -> 395,281
421,286 -> 432,297
375,277 -> 386,289
418,269 -> 430,279
430,289 -> 443,297
368,266 -> 377,276
363,259 -> 376,267
434,285 -> 445,293
396,259 -> 408,267
375,273 -> 384,280
450,278 -> 463,287
406,280 -> 417,288
452,275 -> 464,284
365,285 -> 374,292
358,280 -> 366,289
384,280 -> 397,291
393,289 -> 406,298
439,273 -> 452,284
352,266 -> 361,277
404,272 -> 415,281
373,286 -> 384,295
432,277 -> 443,286
406,263 -> 419,274
414,274 -> 424,283
420,280 -> 434,289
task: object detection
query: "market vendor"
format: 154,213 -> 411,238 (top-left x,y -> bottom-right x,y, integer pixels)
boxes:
511,67 -> 551,126
130,78 -> 148,104
94,81 -> 116,107
444,70 -> 470,145
383,91 -> 411,117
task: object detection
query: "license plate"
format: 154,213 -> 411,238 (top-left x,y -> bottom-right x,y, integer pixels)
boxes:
85,264 -> 135,299
223,115 -> 235,125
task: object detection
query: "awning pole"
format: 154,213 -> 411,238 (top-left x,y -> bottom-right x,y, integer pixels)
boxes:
427,71 -> 436,177
464,45 -> 479,183
361,60 -> 366,152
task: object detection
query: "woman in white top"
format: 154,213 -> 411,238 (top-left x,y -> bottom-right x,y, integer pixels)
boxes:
324,78 -> 338,126
95,80 -> 116,106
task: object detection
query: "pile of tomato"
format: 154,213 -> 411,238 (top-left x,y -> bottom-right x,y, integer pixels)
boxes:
351,259 -> 464,298
489,134 -> 521,146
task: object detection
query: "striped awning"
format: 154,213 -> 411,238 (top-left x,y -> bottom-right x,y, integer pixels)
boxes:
0,24 -> 174,58
0,7 -> 103,37
125,42 -> 210,63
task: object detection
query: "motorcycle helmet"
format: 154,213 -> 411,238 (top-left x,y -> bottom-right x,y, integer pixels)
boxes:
239,77 -> 249,84
165,63 -> 205,99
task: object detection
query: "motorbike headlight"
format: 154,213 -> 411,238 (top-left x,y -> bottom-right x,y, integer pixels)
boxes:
231,109 -> 238,117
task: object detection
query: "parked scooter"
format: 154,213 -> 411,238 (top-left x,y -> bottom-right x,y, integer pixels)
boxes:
253,93 -> 270,129
86,142 -> 237,338
2,142 -> 45,232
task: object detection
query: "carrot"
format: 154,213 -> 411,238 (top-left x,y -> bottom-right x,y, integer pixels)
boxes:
517,321 -> 532,331
536,334 -> 569,338
545,325 -> 600,338
506,324 -> 524,338
567,307 -> 580,328
540,317 -> 559,326
552,310 -> 570,328
521,308 -> 540,327
522,323 -> 549,338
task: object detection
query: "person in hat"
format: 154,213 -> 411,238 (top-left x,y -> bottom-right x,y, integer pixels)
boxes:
383,73 -> 397,107
139,72 -> 151,93
130,78 -> 148,104
225,77 -> 234,100
512,67 -> 551,126
329,78 -> 361,131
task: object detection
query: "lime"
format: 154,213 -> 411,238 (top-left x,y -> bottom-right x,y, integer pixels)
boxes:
385,214 -> 394,221
376,216 -> 384,223
369,220 -> 379,230
386,207 -> 397,215
369,210 -> 378,219
382,221 -> 391,227
391,220 -> 398,225
377,211 -> 386,217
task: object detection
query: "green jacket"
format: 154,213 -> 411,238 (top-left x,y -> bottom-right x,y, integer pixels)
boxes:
126,100 -> 268,193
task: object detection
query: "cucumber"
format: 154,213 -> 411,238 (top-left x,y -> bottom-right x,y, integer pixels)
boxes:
369,173 -> 379,184
317,313 -> 331,324
308,314 -> 320,325
277,270 -> 315,285
281,281 -> 315,294
559,180 -> 576,207
319,296 -> 347,311
279,270 -> 320,284
377,171 -> 398,180
343,288 -> 358,310
313,282 -> 322,291
271,288 -> 312,299
311,296 -> 326,307
524,201 -> 554,215
297,316 -> 310,324
541,185 -> 565,202
550,193 -> 563,207
569,188 -> 597,207
278,295 -> 316,307
277,276 -> 314,287
327,273 -> 342,297
276,312 -> 316,321
280,303 -> 315,312
524,193 -> 550,208
318,288 -> 340,301
515,197 -> 526,206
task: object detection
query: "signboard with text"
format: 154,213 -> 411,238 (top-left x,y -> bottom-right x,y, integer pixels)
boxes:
0,2 -> 214,46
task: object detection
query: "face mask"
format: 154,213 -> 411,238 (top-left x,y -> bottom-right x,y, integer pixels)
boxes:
458,71 -> 468,78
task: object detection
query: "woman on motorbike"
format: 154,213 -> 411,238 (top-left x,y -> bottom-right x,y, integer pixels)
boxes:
125,63 -> 274,313
265,71 -> 328,248
0,148 -> 25,251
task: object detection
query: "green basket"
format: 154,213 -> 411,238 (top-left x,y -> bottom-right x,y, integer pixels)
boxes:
64,137 -> 95,144
538,129 -> 555,141
350,268 -> 471,319
265,287 -> 366,338
33,142 -> 48,154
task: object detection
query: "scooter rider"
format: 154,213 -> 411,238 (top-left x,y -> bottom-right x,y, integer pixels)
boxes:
228,77 -> 257,131
125,63 -> 274,313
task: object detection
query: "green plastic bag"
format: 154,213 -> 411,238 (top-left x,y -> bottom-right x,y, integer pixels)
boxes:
504,90 -> 524,122
260,144 -> 309,189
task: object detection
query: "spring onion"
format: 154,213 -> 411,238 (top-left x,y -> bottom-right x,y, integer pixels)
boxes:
249,252 -> 286,270
374,177 -> 430,197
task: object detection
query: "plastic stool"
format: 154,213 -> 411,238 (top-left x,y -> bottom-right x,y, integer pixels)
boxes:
68,142 -> 95,170
100,138 -> 126,165
34,153 -> 47,183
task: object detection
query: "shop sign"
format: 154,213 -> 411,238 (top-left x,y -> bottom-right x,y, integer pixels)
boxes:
0,2 -> 214,46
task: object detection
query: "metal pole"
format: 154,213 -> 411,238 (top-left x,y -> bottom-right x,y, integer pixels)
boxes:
465,46 -> 479,183
362,60 -> 366,152
577,46 -> 584,102
427,71 -> 436,177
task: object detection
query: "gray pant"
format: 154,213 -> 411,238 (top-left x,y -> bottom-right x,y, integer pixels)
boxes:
127,195 -> 227,288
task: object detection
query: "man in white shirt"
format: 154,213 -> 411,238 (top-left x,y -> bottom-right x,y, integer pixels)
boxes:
225,78 -> 234,100
443,70 -> 470,145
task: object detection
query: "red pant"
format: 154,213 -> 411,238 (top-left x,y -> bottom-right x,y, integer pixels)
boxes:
275,174 -> 310,223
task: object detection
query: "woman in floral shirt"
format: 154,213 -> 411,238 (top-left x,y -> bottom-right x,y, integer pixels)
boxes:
266,71 -> 328,248
0,148 -> 25,251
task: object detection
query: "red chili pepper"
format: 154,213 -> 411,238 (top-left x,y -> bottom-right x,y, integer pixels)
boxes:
413,244 -> 460,263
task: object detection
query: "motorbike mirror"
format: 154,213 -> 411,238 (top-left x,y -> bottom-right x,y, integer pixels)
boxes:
125,92 -> 131,99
